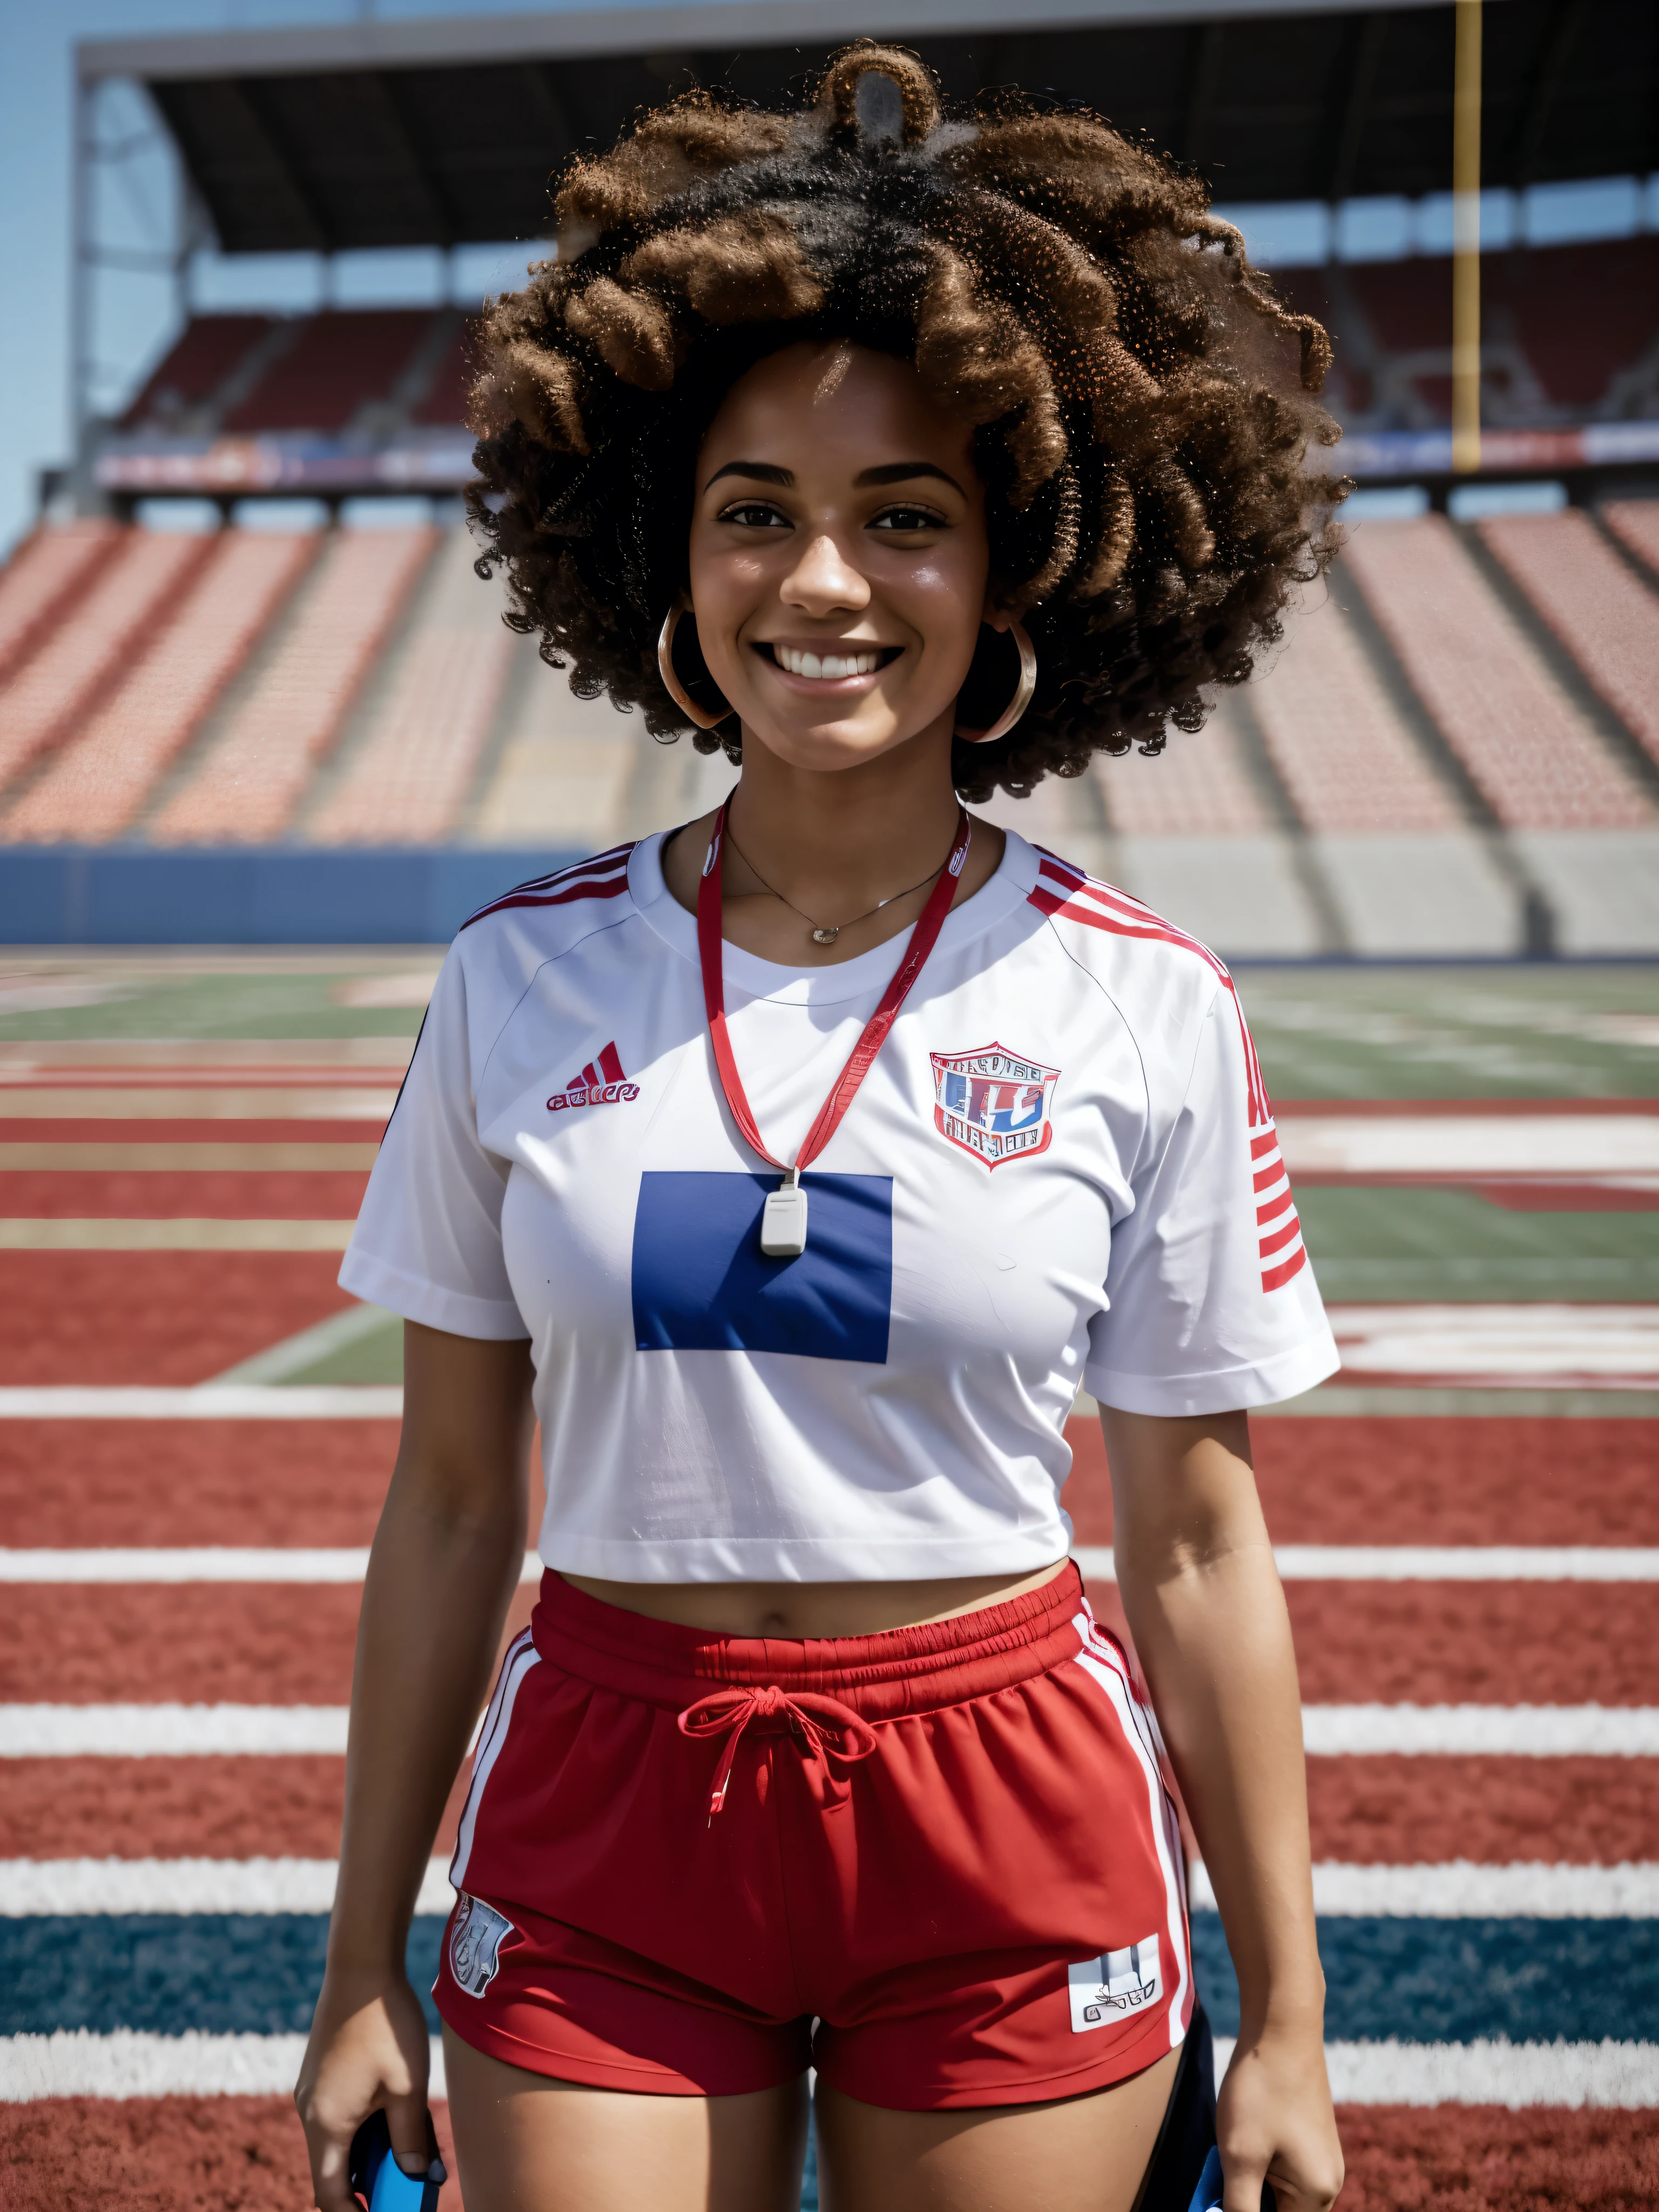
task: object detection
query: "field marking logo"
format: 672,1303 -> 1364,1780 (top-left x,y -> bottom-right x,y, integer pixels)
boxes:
548,1040 -> 639,1112
1067,1935 -> 1162,2032
448,1893 -> 515,1997
929,1042 -> 1059,1169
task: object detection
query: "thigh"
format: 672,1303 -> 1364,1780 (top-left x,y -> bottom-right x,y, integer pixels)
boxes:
442,2027 -> 810,2212
814,2044 -> 1182,2212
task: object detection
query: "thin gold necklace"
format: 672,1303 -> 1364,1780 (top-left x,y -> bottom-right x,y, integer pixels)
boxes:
723,821 -> 961,946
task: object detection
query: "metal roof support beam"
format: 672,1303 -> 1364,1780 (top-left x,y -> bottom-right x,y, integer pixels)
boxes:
1184,21 -> 1226,168
373,71 -> 463,246
234,76 -> 335,253
1326,10 -> 1388,207
1508,0 -> 1587,190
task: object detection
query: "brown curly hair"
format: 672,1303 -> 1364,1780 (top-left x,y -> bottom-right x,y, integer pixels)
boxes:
467,43 -> 1346,801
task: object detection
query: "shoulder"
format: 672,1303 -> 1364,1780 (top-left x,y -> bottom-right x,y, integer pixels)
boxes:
444,842 -> 644,1040
1020,843 -> 1267,1112
1022,845 -> 1229,1014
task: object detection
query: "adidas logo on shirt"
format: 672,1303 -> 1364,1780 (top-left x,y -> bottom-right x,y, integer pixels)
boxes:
547,1042 -> 639,1112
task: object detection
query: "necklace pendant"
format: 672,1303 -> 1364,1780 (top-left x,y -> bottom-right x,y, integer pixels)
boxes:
811,926 -> 840,946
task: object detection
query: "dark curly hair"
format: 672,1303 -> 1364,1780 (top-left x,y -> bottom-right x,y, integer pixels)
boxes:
467,42 -> 1346,801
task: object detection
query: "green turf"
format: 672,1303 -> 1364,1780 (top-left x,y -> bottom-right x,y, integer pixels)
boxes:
0,969 -> 431,1041
1236,965 -> 1659,1100
281,1311 -> 406,1384
1297,1185 -> 1659,1302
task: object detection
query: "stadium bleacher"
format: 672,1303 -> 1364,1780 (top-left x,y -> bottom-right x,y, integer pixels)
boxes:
0,529 -> 215,797
117,313 -> 277,430
3,531 -> 318,844
1481,510 -> 1659,775
2,494 -> 1657,949
150,527 -> 438,844
1340,515 -> 1650,830
308,524 -> 516,845
0,518 -> 120,681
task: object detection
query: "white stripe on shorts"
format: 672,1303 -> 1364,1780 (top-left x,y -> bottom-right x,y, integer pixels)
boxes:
1070,1607 -> 1191,2052
450,1629 -> 541,1893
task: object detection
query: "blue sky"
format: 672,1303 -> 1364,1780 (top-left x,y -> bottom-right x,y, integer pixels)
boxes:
2,0 -> 1654,556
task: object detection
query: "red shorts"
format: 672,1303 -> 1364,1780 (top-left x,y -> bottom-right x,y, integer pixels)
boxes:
434,1562 -> 1193,2110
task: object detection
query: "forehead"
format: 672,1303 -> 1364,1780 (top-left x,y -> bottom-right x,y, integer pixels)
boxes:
699,342 -> 975,474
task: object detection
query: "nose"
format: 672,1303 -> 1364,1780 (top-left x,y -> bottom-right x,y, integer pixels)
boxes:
780,531 -> 870,618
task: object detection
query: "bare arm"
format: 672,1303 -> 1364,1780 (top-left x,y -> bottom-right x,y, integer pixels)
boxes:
295,1320 -> 536,2210
1102,1406 -> 1343,2212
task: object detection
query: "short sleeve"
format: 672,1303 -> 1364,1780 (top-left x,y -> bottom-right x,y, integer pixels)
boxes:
339,945 -> 528,1340
1084,980 -> 1338,1416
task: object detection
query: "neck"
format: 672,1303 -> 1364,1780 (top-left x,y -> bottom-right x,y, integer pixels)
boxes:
726,723 -> 964,909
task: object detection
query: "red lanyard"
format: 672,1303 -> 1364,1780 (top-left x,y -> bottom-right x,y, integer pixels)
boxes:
697,796 -> 971,1183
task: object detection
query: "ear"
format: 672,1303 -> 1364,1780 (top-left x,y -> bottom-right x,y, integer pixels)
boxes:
980,588 -> 1014,633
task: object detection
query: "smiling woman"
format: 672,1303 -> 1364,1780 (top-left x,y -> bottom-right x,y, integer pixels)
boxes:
295,43 -> 1347,2212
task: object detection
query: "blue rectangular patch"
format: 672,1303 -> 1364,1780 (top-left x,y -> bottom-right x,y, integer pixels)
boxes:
631,1171 -> 892,1363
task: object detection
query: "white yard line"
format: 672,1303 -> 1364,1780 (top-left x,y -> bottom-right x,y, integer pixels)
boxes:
0,1857 -> 455,1916
1191,1860 -> 1659,1918
1072,1546 -> 1659,1582
8,1855 -> 1651,1921
1324,1303 -> 1659,1385
5,1544 -> 1649,1583
2,2030 -> 1651,2105
0,1386 -> 402,1417
1277,1114 -> 1659,1178
0,2031 -> 446,2101
0,1547 -> 543,1583
0,1220 -> 355,1251
1302,1704 -> 1659,1757
1213,2036 -> 1659,2108
5,1701 -> 1656,1758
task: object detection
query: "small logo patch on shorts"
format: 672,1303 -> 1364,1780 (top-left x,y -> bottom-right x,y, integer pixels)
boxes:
448,1893 -> 514,1998
1067,1936 -> 1162,2032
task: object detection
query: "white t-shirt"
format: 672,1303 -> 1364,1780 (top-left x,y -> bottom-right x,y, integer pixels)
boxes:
341,827 -> 1338,1582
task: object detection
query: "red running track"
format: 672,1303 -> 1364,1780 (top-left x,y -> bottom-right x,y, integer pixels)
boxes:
0,1171 -> 370,1219
0,1255 -> 356,1383
0,2099 -> 1654,2212
8,1749 -> 1653,1866
12,1417 -> 1655,1549
1064,1418 -> 1659,1546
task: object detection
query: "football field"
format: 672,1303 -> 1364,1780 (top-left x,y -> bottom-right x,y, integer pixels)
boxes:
0,954 -> 1655,2208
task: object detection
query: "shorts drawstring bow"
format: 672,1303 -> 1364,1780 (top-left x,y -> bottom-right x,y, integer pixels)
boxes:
677,1684 -> 879,1818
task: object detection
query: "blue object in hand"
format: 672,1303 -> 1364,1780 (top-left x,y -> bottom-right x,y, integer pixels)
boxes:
348,2109 -> 443,2212
1186,2144 -> 1277,2212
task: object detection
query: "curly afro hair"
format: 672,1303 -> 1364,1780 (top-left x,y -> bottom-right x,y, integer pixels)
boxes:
467,42 -> 1346,802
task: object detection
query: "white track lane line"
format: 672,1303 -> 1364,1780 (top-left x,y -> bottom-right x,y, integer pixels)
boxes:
6,1702 -> 1658,1757
7,1856 -> 1653,1920
1192,1860 -> 1659,1918
5,1545 -> 1653,1582
0,2031 -> 446,2100
0,1858 -> 455,1915
0,1386 -> 402,1418
1073,1546 -> 1659,1582
2,2031 -> 1653,2106
0,1548 -> 543,1583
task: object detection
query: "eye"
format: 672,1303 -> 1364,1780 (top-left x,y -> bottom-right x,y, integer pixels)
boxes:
870,505 -> 947,532
717,501 -> 791,529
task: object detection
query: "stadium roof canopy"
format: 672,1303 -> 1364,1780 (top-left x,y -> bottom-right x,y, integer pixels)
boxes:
81,0 -> 1659,256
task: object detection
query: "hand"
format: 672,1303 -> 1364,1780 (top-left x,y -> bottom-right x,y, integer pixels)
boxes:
1216,2021 -> 1344,2212
294,1966 -> 441,2210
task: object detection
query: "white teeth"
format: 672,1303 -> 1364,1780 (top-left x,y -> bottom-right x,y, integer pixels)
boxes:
776,646 -> 881,679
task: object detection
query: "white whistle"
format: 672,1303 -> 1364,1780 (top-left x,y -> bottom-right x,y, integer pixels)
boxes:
760,1170 -> 808,1257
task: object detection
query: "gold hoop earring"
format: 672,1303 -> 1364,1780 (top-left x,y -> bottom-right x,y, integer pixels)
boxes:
955,622 -> 1037,746
657,597 -> 731,732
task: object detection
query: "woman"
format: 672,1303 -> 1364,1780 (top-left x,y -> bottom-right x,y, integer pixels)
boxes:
296,44 -> 1348,2212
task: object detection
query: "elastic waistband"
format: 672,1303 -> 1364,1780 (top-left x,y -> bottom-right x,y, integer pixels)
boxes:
531,1563 -> 1088,1722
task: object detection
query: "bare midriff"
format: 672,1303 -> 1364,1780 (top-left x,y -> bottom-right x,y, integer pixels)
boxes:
560,1561 -> 1071,1639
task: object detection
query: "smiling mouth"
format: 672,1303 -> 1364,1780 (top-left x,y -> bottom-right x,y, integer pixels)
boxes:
758,643 -> 901,680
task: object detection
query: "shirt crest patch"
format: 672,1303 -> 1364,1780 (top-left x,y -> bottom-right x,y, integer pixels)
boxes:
930,1042 -> 1059,1170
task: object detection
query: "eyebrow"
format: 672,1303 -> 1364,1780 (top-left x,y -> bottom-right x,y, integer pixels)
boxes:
702,460 -> 967,497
